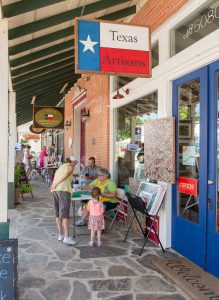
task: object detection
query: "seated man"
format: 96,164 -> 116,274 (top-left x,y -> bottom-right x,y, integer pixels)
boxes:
80,157 -> 99,185
76,167 -> 117,225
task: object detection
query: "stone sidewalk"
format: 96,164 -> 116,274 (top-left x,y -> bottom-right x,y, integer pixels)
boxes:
9,180 -> 190,300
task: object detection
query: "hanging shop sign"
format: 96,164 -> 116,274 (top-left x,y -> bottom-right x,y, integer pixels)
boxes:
33,107 -> 64,129
29,125 -> 46,134
23,133 -> 40,140
75,18 -> 151,77
178,177 -> 198,196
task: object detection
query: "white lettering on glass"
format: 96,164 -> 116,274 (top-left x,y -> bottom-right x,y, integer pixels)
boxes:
183,6 -> 219,39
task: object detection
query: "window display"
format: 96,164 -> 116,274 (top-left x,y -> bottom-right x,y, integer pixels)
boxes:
115,91 -> 158,187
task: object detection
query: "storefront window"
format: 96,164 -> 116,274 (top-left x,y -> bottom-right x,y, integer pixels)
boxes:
171,0 -> 219,56
177,79 -> 200,223
217,73 -> 219,231
152,41 -> 159,68
115,91 -> 158,187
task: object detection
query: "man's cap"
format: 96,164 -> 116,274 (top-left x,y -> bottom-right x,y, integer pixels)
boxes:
15,143 -> 21,151
69,156 -> 78,163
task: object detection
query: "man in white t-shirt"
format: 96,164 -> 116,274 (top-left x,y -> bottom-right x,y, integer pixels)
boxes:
23,145 -> 32,176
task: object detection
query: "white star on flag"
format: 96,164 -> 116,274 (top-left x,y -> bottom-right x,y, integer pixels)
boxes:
79,35 -> 98,53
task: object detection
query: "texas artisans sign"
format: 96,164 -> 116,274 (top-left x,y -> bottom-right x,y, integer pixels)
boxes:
75,18 -> 151,77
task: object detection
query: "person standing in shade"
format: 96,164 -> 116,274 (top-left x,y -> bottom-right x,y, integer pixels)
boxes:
51,156 -> 78,245
23,145 -> 33,177
80,157 -> 99,185
39,146 -> 48,167
48,143 -> 56,162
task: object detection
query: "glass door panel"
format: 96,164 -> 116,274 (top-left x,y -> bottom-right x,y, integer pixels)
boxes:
207,61 -> 219,277
178,79 -> 200,223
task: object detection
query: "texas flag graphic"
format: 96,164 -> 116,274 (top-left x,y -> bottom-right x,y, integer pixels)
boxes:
77,19 -> 151,77
45,114 -> 54,120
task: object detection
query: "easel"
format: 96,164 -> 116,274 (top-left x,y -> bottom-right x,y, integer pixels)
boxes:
124,192 -> 165,256
182,155 -> 199,216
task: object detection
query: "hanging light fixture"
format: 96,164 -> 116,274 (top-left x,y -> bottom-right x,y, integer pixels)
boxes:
112,88 -> 129,99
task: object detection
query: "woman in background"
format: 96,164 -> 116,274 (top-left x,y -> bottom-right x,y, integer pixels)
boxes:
39,146 -> 48,167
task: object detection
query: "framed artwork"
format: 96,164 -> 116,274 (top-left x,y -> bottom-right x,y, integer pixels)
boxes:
179,105 -> 191,121
179,123 -> 192,139
137,181 -> 166,216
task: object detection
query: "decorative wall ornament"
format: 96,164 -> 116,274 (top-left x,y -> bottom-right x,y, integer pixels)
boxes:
144,117 -> 176,183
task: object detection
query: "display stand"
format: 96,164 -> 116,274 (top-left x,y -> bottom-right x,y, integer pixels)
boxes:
124,192 -> 165,256
18,163 -> 33,199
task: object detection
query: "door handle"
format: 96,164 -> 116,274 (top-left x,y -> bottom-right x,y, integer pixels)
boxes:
208,180 -> 214,185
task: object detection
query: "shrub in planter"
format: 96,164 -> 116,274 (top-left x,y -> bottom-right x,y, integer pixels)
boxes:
19,183 -> 33,194
14,165 -> 21,204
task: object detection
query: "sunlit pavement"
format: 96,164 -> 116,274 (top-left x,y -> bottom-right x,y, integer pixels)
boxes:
9,180 -> 189,300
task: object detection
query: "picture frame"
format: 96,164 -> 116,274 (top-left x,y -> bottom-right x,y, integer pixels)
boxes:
179,123 -> 192,139
179,105 -> 191,121
137,181 -> 166,216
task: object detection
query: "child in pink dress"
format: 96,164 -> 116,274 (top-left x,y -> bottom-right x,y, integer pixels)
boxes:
87,187 -> 105,246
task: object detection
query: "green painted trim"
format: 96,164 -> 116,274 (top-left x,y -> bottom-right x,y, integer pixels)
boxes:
102,5 -> 136,20
16,78 -> 76,99
3,0 -> 65,18
8,182 -> 15,209
10,48 -> 74,68
13,65 -> 74,89
11,41 -> 74,70
13,62 -> 74,84
17,93 -> 63,109
0,222 -> 10,240
12,57 -> 74,78
15,73 -> 79,96
9,28 -> 73,55
9,0 -> 130,39
9,4 -> 134,55
17,87 -> 65,102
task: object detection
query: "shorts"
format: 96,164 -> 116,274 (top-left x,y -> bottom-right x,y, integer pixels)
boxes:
103,202 -> 117,211
53,191 -> 71,219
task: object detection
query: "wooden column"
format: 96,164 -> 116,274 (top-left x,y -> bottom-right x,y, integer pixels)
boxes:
0,19 -> 9,238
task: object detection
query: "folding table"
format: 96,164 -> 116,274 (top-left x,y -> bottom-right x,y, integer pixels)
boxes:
71,191 -> 92,238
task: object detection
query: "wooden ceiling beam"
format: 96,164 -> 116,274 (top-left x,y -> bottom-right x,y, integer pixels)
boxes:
2,0 -> 66,18
9,0 -> 131,39
11,57 -> 74,78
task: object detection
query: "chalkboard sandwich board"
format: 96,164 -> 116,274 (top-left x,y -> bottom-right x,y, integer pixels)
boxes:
0,239 -> 18,299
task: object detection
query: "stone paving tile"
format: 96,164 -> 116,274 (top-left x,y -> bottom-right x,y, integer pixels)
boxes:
8,180 -> 190,300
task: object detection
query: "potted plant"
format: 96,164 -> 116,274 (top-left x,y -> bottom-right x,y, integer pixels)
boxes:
14,164 -> 21,204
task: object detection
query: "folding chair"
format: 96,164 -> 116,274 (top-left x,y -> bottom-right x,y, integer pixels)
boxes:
109,192 -> 128,230
124,192 -> 165,256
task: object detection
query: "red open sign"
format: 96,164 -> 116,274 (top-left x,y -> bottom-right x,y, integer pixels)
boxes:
178,177 -> 198,197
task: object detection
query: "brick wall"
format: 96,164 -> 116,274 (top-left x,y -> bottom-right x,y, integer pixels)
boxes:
132,0 -> 189,30
64,0 -> 188,167
64,74 -> 109,168
64,89 -> 74,159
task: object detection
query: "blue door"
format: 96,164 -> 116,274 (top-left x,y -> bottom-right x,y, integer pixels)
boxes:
207,60 -> 219,277
172,61 -> 219,277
